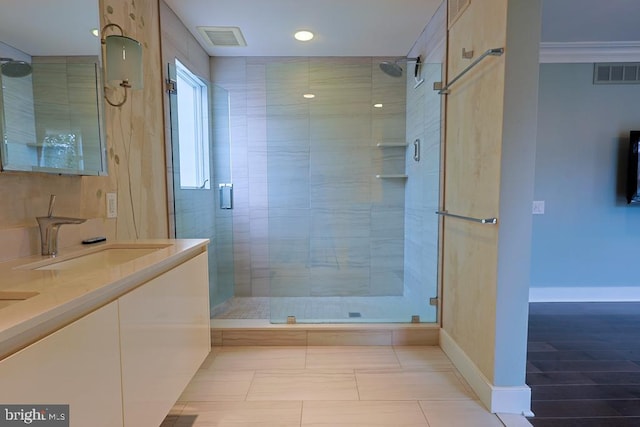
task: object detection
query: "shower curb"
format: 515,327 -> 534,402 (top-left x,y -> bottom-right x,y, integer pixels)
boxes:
211,319 -> 440,346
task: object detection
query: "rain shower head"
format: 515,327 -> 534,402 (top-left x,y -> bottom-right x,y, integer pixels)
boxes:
0,58 -> 33,78
379,56 -> 421,79
379,61 -> 404,78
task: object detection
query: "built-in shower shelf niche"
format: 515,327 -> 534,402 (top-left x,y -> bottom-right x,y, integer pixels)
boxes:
375,174 -> 408,179
376,142 -> 408,147
376,141 -> 408,179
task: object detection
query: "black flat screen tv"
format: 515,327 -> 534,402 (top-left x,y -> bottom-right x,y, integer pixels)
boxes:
628,131 -> 640,204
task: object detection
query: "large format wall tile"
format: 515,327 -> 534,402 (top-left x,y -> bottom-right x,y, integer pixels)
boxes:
212,56 -> 408,303
310,208 -> 371,238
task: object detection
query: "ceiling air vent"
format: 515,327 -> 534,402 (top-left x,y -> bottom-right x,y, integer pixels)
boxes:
594,63 -> 640,85
197,26 -> 247,47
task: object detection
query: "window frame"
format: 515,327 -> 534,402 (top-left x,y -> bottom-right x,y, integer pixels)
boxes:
175,59 -> 210,190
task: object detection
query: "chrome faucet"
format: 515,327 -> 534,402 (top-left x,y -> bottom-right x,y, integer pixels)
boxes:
36,195 -> 86,256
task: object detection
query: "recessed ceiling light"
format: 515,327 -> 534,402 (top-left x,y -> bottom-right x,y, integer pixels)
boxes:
294,30 -> 314,42
374,103 -> 384,108
303,93 -> 315,99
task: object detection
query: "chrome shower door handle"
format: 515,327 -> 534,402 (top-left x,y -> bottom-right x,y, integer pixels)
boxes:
219,183 -> 233,209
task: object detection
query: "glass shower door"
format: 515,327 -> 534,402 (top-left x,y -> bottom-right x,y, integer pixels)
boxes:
210,84 -> 235,308
265,58 -> 442,324
167,61 -> 234,314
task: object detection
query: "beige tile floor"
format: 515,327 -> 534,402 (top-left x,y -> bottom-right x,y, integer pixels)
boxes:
162,346 -> 529,427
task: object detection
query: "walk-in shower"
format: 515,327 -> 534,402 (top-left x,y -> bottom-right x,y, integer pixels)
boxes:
197,56 -> 444,325
168,55 -> 442,325
0,58 -> 32,78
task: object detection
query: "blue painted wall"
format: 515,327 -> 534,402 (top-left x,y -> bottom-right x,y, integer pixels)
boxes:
532,63 -> 640,289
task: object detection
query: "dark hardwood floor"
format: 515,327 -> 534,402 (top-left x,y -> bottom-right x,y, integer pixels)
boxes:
527,302 -> 640,426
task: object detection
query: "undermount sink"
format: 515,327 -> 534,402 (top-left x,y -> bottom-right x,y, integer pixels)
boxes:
0,291 -> 40,309
17,244 -> 172,272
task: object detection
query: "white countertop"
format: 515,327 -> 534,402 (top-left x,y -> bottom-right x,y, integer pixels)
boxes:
0,239 -> 209,360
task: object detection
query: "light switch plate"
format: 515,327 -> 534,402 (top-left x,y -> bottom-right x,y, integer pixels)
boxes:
532,200 -> 545,215
106,193 -> 117,218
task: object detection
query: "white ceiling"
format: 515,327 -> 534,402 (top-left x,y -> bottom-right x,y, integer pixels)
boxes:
163,0 -> 443,57
1,0 -> 640,59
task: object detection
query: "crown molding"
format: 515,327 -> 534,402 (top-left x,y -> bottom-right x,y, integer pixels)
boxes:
539,41 -> 640,63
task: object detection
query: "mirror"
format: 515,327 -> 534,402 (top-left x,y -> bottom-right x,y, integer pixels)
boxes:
0,0 -> 106,175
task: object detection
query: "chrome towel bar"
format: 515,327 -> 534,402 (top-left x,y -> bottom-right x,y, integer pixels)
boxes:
434,47 -> 504,95
435,210 -> 497,225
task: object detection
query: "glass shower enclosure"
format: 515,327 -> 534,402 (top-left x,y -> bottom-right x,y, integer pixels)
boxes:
167,60 -> 234,314
262,58 -> 443,324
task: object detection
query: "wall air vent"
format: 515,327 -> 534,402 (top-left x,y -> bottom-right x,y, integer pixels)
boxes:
594,63 -> 640,84
197,26 -> 247,47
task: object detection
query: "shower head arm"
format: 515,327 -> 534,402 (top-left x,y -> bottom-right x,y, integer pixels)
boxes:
391,57 -> 419,64
393,56 -> 422,78
378,55 -> 422,79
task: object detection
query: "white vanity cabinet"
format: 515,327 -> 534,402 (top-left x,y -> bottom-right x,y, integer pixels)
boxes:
0,243 -> 210,427
0,301 -> 124,427
118,252 -> 210,427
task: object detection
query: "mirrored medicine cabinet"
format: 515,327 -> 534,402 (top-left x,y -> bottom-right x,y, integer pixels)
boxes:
0,0 -> 107,176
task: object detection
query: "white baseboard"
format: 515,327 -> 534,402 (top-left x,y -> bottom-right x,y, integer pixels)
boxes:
497,413 -> 534,427
439,329 -> 533,416
529,287 -> 640,302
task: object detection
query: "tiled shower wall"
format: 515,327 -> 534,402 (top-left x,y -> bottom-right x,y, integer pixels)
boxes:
211,56 -> 406,299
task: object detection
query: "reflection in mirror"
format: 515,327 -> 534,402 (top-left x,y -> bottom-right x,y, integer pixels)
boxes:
0,1 -> 106,175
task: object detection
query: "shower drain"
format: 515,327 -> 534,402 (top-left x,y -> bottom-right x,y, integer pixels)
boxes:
348,312 -> 362,318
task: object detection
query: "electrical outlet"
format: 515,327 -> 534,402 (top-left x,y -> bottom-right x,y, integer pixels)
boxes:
106,193 -> 117,218
532,200 -> 545,215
